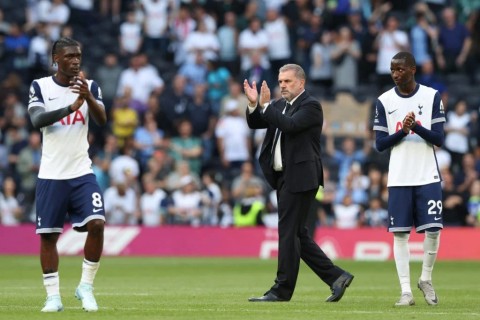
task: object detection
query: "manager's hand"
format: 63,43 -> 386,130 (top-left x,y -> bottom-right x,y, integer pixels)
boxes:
243,79 -> 258,106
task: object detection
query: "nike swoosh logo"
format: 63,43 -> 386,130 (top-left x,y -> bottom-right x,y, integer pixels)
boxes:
388,109 -> 398,114
48,97 -> 59,101
434,217 -> 442,221
93,208 -> 103,213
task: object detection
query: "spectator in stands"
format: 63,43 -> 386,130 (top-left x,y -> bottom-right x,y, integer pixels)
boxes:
178,51 -> 208,98
358,19 -> 379,84
169,119 -> 203,176
219,82 -> 249,118
4,22 -> 30,80
375,15 -> 409,90
230,161 -> 265,203
5,125 -> 28,177
28,22 -> 50,82
117,53 -> 165,110
333,194 -> 361,229
417,59 -> 447,96
37,0 -> 70,41
133,111 -> 165,170
232,180 -> 265,227
331,26 -> 361,93
296,9 -> 323,77
68,0 -> 96,34
206,58 -> 231,116
166,175 -> 205,226
139,173 -> 167,226
104,180 -> 137,225
410,3 -> 439,70
2,92 -> 28,132
309,30 -> 335,96
170,4 -> 196,66
0,176 -> 23,225
434,145 -> 452,172
157,75 -> 189,137
100,0 -> 121,23
242,50 -> 274,93
92,133 -> 119,192
325,130 -> 370,186
238,16 -> 270,73
108,143 -> 140,189
16,131 -> 41,218
316,167 -> 336,227
95,53 -> 123,113
200,171 -> 222,225
111,87 -> 139,147
335,162 -> 369,206
144,147 -> 172,190
454,152 -> 478,197
442,168 -> 468,226
215,100 -> 252,183
444,99 -> 471,174
183,19 -> 220,65
360,197 -> 388,227
217,11 -> 239,75
436,7 -> 472,76
165,160 -> 200,193
466,179 -> 480,227
140,0 -> 172,59
186,83 -> 217,167
118,10 -> 143,58
264,8 -> 292,79
192,5 -> 217,34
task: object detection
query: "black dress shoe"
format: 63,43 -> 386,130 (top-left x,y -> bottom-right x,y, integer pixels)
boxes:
248,292 -> 288,302
325,272 -> 354,302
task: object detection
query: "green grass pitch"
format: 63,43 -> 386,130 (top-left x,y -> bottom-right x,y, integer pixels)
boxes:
0,256 -> 479,320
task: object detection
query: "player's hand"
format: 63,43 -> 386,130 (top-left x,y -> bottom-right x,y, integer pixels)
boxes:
69,71 -> 90,99
402,112 -> 416,133
70,95 -> 85,111
243,79 -> 258,106
259,81 -> 271,107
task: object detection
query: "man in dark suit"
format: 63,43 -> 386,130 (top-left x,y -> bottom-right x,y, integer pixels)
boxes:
243,64 -> 353,302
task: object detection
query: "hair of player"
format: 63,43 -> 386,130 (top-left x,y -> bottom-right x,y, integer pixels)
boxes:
279,64 -> 306,81
392,51 -> 416,67
51,37 -> 80,65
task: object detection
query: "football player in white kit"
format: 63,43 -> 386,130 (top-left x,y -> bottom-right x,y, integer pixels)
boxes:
373,52 -> 446,307
28,37 -> 107,312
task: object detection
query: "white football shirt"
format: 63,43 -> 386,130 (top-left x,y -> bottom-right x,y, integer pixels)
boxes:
28,76 -> 104,180
373,84 -> 446,186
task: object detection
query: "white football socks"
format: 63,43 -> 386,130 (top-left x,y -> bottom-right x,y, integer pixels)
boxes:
393,232 -> 411,293
43,272 -> 60,297
420,231 -> 440,281
80,259 -> 100,285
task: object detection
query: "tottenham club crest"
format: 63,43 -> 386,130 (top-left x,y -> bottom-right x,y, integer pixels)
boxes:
418,104 -> 423,115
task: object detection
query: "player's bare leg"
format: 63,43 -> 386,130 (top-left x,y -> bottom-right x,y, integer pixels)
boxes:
40,233 -> 63,312
75,219 -> 105,312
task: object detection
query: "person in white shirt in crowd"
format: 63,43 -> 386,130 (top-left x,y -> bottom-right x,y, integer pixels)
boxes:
333,194 -> 361,229
166,175 -> 205,226
116,53 -> 164,108
264,8 -> 291,78
140,0 -> 173,58
200,171 -> 222,225
108,145 -> 140,189
139,173 -> 167,226
104,180 -> 137,225
238,16 -> 270,73
444,99 -> 471,174
28,22 -> 51,80
37,0 -> 70,41
118,11 -> 143,58
375,15 -> 409,89
361,197 -> 388,227
0,177 -> 23,226
215,100 -> 252,182
183,19 -> 220,64
170,4 -> 197,66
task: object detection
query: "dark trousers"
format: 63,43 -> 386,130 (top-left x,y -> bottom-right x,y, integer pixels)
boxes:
270,172 -> 344,300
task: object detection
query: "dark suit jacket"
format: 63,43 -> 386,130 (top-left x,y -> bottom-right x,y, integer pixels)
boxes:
246,91 -> 324,193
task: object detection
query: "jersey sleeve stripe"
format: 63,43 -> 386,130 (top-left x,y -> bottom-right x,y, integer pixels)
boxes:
373,125 -> 388,132
431,117 -> 446,124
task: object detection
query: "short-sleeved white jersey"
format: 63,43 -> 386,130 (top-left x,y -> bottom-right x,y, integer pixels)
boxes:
28,76 -> 104,180
373,84 -> 446,186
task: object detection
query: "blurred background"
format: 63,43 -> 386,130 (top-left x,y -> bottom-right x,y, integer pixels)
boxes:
0,0 -> 479,231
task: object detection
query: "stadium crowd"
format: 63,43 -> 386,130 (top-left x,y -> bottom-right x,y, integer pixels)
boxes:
0,0 -> 479,228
